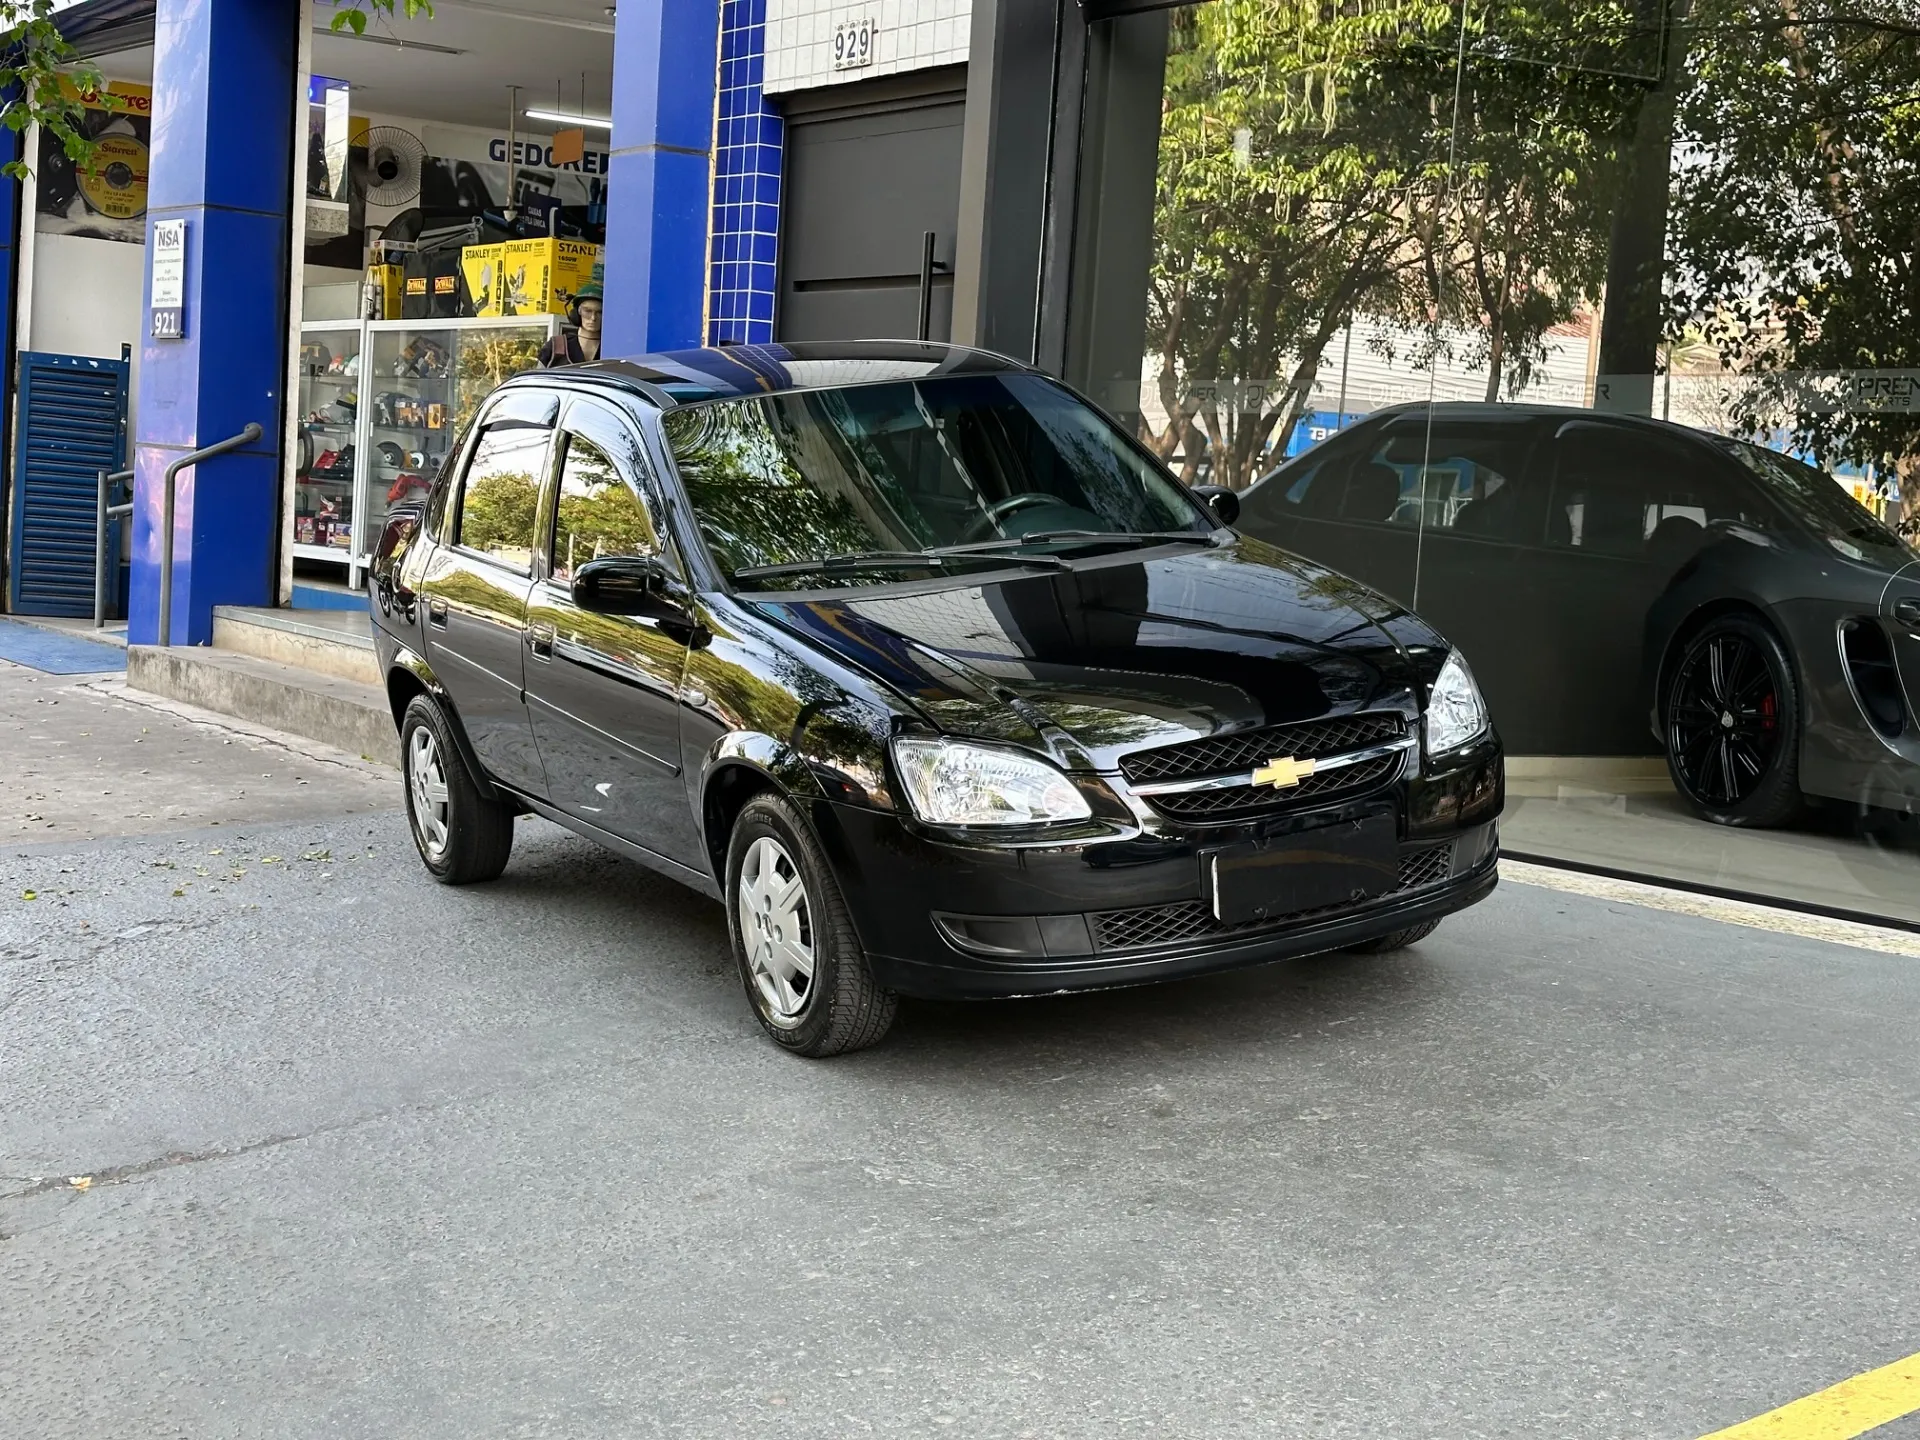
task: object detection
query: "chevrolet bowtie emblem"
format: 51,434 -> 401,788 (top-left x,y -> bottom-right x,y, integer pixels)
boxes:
1252,756 -> 1317,789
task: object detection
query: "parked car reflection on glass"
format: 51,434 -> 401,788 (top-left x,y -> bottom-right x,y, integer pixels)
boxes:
1239,403 -> 1920,827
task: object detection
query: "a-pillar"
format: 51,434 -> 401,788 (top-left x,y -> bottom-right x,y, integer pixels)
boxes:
601,0 -> 717,357
128,0 -> 297,646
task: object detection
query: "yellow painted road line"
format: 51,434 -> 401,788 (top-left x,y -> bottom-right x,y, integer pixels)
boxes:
1698,1350 -> 1920,1438
1501,861 -> 1920,960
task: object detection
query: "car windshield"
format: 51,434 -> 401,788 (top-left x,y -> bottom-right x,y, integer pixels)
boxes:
660,373 -> 1213,589
1720,441 -> 1915,563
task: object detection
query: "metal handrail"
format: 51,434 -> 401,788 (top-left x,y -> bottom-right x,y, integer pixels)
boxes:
157,422 -> 265,645
95,465 -> 135,628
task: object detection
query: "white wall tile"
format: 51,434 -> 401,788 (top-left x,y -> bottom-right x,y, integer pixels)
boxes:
764,0 -> 970,95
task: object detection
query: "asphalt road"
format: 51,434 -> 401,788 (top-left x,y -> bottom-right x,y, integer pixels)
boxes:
6,778 -> 1920,1439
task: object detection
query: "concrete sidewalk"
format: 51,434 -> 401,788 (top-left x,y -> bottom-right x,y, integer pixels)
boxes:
1,660 -> 396,846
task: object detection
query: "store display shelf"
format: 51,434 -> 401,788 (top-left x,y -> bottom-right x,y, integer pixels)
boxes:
294,312 -> 556,575
290,543 -> 351,565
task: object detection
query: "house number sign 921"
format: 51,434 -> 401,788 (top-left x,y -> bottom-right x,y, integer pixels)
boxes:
833,16 -> 878,69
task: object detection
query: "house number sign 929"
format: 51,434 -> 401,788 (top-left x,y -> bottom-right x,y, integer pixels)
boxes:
833,16 -> 878,70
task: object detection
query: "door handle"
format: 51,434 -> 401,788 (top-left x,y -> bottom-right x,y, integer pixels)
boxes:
1895,598 -> 1920,631
527,621 -> 556,659
917,230 -> 936,342
426,598 -> 448,629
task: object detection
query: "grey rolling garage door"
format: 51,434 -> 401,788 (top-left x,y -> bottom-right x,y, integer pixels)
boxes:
776,69 -> 965,344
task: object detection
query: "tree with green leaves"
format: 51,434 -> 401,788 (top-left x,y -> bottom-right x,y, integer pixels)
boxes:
0,2 -> 102,181
1147,0 -> 1647,488
328,1 -> 437,38
1662,0 -> 1920,519
1148,0 -> 1455,487
0,1 -> 433,181
456,466 -> 538,556
1416,4 -> 1640,400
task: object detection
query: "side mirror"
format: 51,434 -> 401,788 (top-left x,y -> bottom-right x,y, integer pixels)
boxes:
1191,484 -> 1240,527
571,554 -> 686,620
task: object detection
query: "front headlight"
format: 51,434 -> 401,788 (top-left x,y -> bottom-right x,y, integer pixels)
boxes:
1425,649 -> 1489,755
891,737 -> 1093,826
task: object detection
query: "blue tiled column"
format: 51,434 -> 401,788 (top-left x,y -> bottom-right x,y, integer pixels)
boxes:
708,0 -> 782,344
128,0 -> 295,646
602,0 -> 719,356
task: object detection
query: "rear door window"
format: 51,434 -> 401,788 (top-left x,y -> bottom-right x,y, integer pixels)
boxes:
455,423 -> 554,574
1370,427 -> 1537,537
1272,425 -> 1537,536
1547,423 -> 1754,560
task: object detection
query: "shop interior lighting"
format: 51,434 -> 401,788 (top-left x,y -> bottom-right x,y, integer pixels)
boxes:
525,107 -> 613,131
314,28 -> 467,55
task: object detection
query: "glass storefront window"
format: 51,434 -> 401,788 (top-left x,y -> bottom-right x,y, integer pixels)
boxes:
358,318 -> 553,560
294,321 -> 364,558
1137,0 -> 1920,920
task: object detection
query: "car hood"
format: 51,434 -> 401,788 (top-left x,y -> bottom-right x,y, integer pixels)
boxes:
748,538 -> 1442,772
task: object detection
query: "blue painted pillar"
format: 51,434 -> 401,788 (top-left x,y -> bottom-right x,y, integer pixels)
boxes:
129,0 -> 296,646
0,96 -> 21,563
602,0 -> 718,356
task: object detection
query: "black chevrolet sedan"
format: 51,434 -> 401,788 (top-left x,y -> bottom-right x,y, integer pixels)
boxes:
369,343 -> 1503,1056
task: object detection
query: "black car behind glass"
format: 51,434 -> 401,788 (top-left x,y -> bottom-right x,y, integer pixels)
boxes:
369,344 -> 1503,1056
1238,404 -> 1920,828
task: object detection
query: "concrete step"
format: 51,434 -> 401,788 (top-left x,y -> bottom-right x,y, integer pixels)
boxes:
212,605 -> 378,686
127,644 -> 398,768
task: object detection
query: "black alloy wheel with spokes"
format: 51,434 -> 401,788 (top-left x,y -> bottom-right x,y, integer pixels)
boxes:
1663,613 -> 1804,828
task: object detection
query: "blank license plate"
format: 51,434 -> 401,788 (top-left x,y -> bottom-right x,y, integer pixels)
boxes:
1205,812 -> 1399,926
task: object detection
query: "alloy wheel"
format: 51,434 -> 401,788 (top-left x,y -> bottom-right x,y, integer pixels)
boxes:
1668,631 -> 1781,809
737,835 -> 815,1028
407,725 -> 452,861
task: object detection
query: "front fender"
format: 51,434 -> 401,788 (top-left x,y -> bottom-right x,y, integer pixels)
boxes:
703,730 -> 827,803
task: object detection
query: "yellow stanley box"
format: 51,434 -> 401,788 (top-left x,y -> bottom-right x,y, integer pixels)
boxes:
460,242 -> 508,317
503,237 -> 603,315
366,263 -> 404,321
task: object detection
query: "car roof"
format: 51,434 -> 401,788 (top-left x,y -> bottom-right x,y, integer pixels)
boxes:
1363,400 -> 1722,441
1251,399 -> 1732,488
504,339 -> 1035,409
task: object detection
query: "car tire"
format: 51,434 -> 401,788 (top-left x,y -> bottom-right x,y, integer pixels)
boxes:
726,792 -> 897,1057
401,693 -> 515,884
1346,919 -> 1441,954
1662,614 -> 1805,828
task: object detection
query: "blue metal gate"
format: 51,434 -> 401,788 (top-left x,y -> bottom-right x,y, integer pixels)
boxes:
7,350 -> 130,617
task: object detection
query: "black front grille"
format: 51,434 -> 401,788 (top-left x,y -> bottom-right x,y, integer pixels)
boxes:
1122,712 -> 1409,824
1122,712 -> 1406,785
1089,843 -> 1456,953
1146,752 -> 1404,820
1397,842 -> 1455,891
1092,900 -> 1223,951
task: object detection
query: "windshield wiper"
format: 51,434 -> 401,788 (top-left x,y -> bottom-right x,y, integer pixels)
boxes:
733,548 -> 1070,582
930,530 -> 1219,556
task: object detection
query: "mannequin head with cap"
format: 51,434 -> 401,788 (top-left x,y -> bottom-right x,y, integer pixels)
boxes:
569,281 -> 603,356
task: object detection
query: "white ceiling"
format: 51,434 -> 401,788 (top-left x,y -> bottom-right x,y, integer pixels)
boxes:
314,0 -> 618,132
87,1 -> 621,133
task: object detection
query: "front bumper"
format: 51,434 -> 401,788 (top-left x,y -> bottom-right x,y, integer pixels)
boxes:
809,735 -> 1504,1001
870,838 -> 1497,1001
